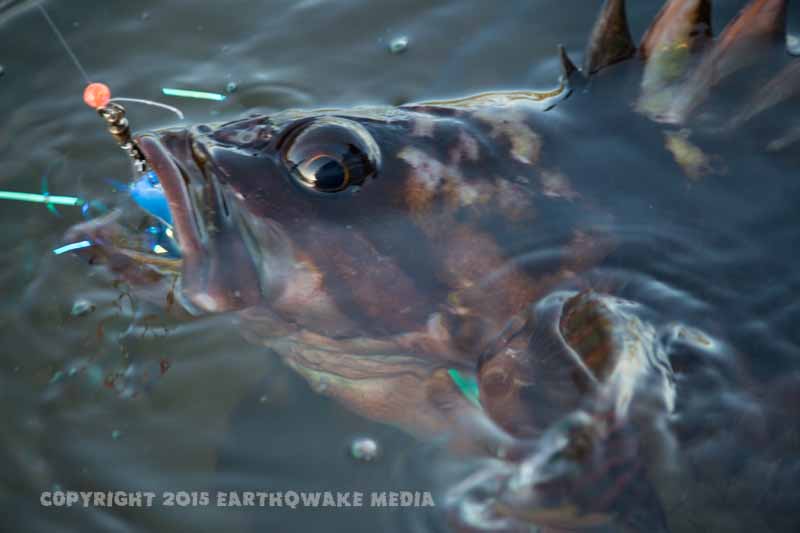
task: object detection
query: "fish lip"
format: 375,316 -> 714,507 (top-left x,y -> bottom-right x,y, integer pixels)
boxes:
135,134 -> 205,260
134,132 -> 274,313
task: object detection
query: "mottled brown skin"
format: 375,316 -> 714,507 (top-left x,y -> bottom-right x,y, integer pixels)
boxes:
69,92 -> 612,438
136,98 -> 615,441
64,0 -> 800,531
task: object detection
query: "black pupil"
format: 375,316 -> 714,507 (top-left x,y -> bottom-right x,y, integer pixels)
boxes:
313,158 -> 347,191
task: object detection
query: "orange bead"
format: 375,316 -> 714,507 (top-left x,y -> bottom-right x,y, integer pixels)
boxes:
83,82 -> 111,108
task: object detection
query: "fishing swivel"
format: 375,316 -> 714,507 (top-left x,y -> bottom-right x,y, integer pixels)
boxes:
97,102 -> 148,172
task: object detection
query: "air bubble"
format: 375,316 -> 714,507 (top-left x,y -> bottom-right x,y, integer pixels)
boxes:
349,437 -> 379,462
788,34 -> 800,56
388,36 -> 409,54
71,298 -> 95,317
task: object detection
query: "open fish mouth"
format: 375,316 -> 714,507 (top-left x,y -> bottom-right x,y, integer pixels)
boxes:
64,131 -> 291,315
133,131 -> 293,313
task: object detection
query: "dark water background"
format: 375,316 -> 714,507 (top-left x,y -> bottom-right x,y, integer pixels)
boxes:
1,1 -> 799,532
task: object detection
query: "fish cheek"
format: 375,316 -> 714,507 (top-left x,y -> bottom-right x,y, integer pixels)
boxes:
207,150 -> 432,334
297,224 -> 432,336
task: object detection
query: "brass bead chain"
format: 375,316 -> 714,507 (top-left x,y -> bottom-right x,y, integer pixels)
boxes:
97,102 -> 148,172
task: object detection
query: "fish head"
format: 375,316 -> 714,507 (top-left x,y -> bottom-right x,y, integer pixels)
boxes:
117,104 -> 557,339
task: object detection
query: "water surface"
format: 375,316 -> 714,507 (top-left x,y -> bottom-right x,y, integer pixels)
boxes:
1,1 -> 799,532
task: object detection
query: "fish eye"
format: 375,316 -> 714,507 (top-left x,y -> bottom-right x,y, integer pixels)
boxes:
280,117 -> 381,194
294,154 -> 350,192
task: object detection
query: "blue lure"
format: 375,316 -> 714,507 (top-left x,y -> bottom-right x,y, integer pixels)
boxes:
127,171 -> 180,258
129,171 -> 173,226
144,224 -> 181,258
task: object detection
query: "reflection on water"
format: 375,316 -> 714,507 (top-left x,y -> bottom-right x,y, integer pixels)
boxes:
1,1 -> 799,532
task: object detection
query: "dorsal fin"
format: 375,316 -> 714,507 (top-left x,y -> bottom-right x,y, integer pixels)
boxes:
730,58 -> 800,127
639,0 -> 712,60
666,0 -> 788,123
583,0 -> 636,75
559,44 -> 580,82
714,0 -> 787,63
636,0 -> 713,119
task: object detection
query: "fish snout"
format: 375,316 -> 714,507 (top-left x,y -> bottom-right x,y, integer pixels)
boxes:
135,132 -> 291,313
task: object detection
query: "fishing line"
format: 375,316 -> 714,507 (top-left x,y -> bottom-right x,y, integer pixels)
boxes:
33,3 -> 196,259
37,3 -> 91,84
37,2 -> 186,120
109,98 -> 185,120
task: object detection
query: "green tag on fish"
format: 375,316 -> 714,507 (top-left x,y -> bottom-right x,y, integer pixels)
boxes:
447,368 -> 481,408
